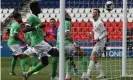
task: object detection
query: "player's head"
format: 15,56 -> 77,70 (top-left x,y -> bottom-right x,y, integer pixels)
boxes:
92,9 -> 100,20
50,18 -> 56,27
13,12 -> 22,23
30,1 -> 41,15
65,11 -> 71,21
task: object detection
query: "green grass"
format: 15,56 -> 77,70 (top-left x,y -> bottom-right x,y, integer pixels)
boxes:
1,57 -> 133,80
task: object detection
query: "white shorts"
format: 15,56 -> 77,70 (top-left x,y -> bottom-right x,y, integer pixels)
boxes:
9,44 -> 23,56
91,42 -> 105,56
33,40 -> 52,58
65,43 -> 76,57
24,47 -> 36,56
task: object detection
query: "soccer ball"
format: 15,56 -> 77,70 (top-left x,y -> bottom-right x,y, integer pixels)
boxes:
105,1 -> 114,12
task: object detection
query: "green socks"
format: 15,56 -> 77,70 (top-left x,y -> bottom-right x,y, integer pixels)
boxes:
51,57 -> 58,78
66,59 -> 72,73
81,56 -> 87,72
28,63 -> 44,77
20,57 -> 30,72
11,57 -> 18,72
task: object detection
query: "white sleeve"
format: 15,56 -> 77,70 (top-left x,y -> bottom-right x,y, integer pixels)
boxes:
99,22 -> 107,40
99,22 -> 106,32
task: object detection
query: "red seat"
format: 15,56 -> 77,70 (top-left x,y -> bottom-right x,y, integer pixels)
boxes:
86,22 -> 92,27
79,22 -> 86,27
71,22 -> 79,27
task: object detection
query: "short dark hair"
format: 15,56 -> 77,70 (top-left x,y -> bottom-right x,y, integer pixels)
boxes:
93,8 -> 100,16
30,1 -> 39,11
50,18 -> 55,21
13,12 -> 21,18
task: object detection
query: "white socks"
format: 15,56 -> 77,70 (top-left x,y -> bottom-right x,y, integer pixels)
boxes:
95,62 -> 104,76
87,60 -> 95,77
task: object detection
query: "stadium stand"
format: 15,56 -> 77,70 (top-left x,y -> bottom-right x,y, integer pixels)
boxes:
1,0 -> 133,42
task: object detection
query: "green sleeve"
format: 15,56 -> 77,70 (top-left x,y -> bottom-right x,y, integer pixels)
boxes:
14,25 -> 20,34
26,16 -> 34,27
65,21 -> 71,32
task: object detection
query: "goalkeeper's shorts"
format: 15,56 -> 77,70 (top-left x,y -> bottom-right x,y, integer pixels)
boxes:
91,42 -> 105,56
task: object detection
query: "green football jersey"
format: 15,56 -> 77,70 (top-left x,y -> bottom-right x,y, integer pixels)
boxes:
56,20 -> 72,48
24,32 -> 31,45
26,14 -> 44,46
7,22 -> 20,46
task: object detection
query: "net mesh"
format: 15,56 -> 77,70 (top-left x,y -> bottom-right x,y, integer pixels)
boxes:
65,0 -> 133,79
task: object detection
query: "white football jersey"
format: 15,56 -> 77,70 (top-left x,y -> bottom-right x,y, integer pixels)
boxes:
92,18 -> 107,42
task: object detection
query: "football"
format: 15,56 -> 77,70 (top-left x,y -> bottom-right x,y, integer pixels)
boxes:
105,1 -> 114,12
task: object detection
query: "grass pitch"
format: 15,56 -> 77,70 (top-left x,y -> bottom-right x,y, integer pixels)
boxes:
1,57 -> 133,80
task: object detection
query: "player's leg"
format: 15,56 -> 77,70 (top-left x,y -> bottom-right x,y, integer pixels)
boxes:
51,56 -> 58,80
65,44 -> 76,80
23,40 -> 59,79
74,46 -> 88,79
65,57 -> 72,80
87,45 -> 97,78
95,46 -> 105,78
71,60 -> 78,75
9,44 -> 28,73
48,48 -> 59,80
10,55 -> 18,75
87,43 -> 105,79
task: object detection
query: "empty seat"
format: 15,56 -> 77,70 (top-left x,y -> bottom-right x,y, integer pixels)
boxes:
40,18 -> 45,22
71,18 -> 77,22
66,8 -> 72,13
128,18 -> 133,22
48,8 -> 54,13
103,9 -> 109,13
100,13 -> 106,18
2,9 -> 8,13
50,13 -> 56,18
119,13 -> 123,18
129,8 -> 133,13
106,13 -> 112,18
54,8 -> 60,13
116,8 -> 122,13
56,14 -> 60,18
77,18 -> 83,22
112,13 -> 118,18
44,14 -> 50,18
78,8 -> 84,13
9,9 -> 14,13
110,8 -> 116,13
85,8 -> 90,13
81,13 -> 87,18
102,18 -> 108,22
109,18 -> 114,22
46,18 -> 51,22
42,9 -> 48,13
72,8 -> 79,13
83,18 -> 89,22
74,13 -> 81,18
99,8 -> 104,13
115,18 -> 121,22
69,13 -> 74,17
87,13 -> 92,18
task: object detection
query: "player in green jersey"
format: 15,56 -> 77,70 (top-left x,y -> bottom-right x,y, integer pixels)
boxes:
22,1 -> 59,80
7,12 -> 29,75
56,11 -> 88,80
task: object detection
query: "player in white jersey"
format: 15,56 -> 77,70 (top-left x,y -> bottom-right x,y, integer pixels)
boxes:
87,9 -> 107,79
